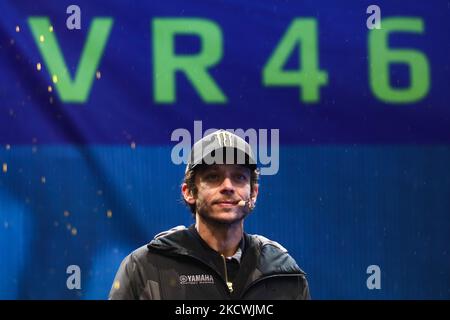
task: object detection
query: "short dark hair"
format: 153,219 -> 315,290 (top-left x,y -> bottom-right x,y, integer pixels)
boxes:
182,165 -> 260,216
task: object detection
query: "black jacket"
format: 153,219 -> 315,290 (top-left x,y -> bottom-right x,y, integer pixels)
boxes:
109,225 -> 310,300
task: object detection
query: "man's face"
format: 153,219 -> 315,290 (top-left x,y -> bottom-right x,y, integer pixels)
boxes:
190,164 -> 257,225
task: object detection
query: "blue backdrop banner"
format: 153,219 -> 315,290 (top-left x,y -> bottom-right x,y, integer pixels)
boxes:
0,0 -> 449,299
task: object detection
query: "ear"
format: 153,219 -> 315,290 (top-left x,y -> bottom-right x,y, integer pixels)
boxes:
181,183 -> 196,205
251,183 -> 259,203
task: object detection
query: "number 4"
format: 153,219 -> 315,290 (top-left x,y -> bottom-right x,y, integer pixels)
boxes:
263,19 -> 328,103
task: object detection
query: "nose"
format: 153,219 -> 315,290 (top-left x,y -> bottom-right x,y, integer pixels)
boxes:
219,177 -> 235,194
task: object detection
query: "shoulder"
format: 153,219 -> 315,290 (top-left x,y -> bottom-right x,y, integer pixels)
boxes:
153,225 -> 187,240
121,225 -> 187,265
249,234 -> 288,252
247,233 -> 306,275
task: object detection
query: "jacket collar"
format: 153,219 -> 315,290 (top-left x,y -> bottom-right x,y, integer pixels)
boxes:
147,224 -> 304,276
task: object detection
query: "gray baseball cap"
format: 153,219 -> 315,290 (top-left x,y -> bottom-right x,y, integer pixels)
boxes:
186,130 -> 257,173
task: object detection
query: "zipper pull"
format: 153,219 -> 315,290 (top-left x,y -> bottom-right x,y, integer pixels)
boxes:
221,254 -> 233,293
227,281 -> 233,293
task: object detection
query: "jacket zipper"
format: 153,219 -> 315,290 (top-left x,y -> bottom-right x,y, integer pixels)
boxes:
220,254 -> 233,293
157,249 -> 302,298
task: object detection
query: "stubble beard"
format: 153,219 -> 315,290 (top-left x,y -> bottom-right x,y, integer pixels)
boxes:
196,199 -> 249,227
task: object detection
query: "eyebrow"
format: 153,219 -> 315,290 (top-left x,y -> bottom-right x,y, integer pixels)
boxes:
201,165 -> 249,175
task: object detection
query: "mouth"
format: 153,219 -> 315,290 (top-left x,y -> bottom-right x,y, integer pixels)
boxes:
213,200 -> 240,207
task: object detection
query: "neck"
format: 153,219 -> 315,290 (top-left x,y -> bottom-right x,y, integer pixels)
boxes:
195,215 -> 244,257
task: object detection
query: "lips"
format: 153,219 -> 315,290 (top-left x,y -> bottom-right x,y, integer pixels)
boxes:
213,199 -> 239,206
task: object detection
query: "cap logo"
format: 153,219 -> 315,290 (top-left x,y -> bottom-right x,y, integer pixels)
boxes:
216,131 -> 234,148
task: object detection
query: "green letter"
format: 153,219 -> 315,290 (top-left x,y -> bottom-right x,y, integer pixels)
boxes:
153,18 -> 227,104
28,17 -> 113,103
263,19 -> 328,103
369,17 -> 430,103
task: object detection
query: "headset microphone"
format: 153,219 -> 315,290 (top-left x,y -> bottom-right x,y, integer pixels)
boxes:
237,198 -> 255,210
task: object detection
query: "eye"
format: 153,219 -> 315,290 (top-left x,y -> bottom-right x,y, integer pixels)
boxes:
205,173 -> 219,181
235,173 -> 248,182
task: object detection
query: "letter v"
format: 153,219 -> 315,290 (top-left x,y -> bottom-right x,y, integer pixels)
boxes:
28,17 -> 113,103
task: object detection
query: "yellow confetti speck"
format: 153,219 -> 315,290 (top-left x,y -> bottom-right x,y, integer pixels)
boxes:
41,176 -> 46,184
52,75 -> 58,83
39,35 -> 45,42
2,163 -> 7,173
36,63 -> 42,71
15,26 -> 20,32
64,210 -> 70,217
49,25 -> 53,32
48,85 -> 52,92
107,210 -> 113,218
96,71 -> 101,79
113,281 -> 120,290
71,227 -> 77,236
130,142 -> 136,149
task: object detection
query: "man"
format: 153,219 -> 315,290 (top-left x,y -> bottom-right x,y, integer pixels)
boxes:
109,130 -> 310,299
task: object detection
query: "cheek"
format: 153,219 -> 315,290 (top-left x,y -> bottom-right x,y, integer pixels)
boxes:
196,186 -> 214,203
239,185 -> 252,197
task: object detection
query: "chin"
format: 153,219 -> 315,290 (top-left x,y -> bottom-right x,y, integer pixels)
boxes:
202,209 -> 244,225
